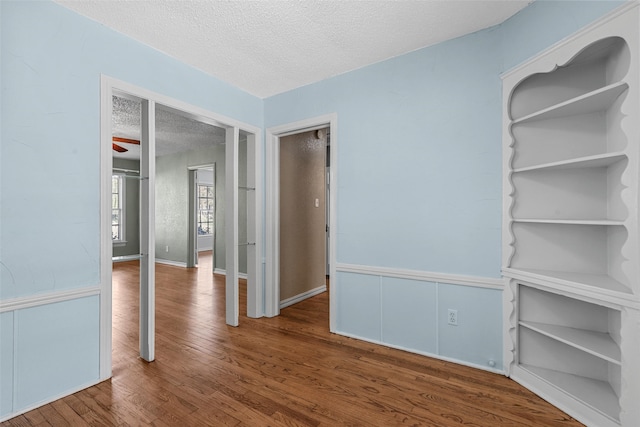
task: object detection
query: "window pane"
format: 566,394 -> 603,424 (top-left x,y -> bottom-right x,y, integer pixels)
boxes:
112,194 -> 119,209
112,225 -> 120,240
199,199 -> 208,211
207,200 -> 215,211
207,187 -> 214,198
199,186 -> 207,197
112,177 -> 118,193
112,210 -> 120,225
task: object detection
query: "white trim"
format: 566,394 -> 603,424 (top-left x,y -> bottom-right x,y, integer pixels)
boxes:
503,268 -> 640,310
112,167 -> 139,174
154,258 -> 188,268
101,76 -> 257,131
336,330 -> 505,376
111,173 -> 126,243
0,378 -> 104,423
246,132 -> 264,318
279,285 -> 327,309
265,113 -> 338,333
225,127 -> 240,327
214,268 -> 248,280
187,163 -> 215,171
336,263 -> 504,290
100,74 -> 264,381
139,98 -> 156,362
99,75 -> 113,381
0,287 -> 101,313
501,1 -> 639,79
511,365 -> 619,427
112,254 -> 142,262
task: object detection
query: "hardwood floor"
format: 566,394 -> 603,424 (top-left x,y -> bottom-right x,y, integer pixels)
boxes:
3,254 -> 583,426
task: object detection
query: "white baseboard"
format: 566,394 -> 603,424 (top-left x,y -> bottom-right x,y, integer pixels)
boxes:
280,285 -> 326,309
0,377 -> 105,423
213,268 -> 248,280
335,329 -> 505,376
155,258 -> 188,268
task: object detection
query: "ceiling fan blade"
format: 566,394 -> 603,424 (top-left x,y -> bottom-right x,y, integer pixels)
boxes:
113,136 -> 140,145
112,143 -> 128,153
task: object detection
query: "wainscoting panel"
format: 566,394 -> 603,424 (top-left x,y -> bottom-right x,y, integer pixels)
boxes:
14,295 -> 100,410
0,312 -> 14,418
335,272 -> 381,340
381,277 -> 438,354
334,264 -> 504,372
437,283 -> 502,369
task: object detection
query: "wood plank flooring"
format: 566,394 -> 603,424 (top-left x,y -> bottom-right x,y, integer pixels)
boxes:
3,254 -> 583,426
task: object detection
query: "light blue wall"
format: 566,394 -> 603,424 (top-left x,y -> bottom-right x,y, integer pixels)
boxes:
266,0 -> 624,371
0,313 -> 13,418
267,27 -> 504,278
0,0 -> 627,420
0,0 -> 262,419
14,296 -> 99,409
381,277 -> 437,354
1,0 -> 262,300
501,0 -> 625,71
337,273 -> 502,369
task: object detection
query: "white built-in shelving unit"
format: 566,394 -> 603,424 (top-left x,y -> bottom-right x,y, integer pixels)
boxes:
502,3 -> 640,426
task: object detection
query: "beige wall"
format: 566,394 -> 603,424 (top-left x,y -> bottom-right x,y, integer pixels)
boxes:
279,129 -> 327,301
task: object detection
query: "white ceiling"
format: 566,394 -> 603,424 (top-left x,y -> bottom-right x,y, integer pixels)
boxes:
55,0 -> 531,99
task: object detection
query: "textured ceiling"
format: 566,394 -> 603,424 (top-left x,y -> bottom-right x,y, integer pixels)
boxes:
112,95 -> 225,160
56,0 -> 531,98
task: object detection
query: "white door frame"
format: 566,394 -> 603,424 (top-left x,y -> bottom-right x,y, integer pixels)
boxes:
99,75 -> 263,379
265,113 -> 337,332
187,164 -> 216,268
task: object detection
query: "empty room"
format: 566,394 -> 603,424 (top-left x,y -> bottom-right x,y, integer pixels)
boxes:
1,1 -> 639,426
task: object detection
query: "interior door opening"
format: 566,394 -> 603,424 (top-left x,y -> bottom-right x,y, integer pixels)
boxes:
101,76 -> 263,380
188,165 -> 215,270
279,128 -> 328,309
265,113 -> 337,331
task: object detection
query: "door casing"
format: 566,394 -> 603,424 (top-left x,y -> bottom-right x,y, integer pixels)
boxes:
265,114 -> 337,331
100,75 -> 263,379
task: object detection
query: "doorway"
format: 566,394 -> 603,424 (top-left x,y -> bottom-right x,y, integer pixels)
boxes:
279,129 -> 327,307
265,114 -> 337,331
99,76 -> 263,380
188,165 -> 216,269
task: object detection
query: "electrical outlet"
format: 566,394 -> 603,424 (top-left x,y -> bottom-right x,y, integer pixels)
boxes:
448,309 -> 458,326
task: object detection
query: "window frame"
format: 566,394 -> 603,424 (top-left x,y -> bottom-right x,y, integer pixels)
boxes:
197,183 -> 214,237
112,173 -> 126,245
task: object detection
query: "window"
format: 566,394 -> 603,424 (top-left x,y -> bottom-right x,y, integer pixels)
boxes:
112,174 -> 125,242
197,184 -> 214,235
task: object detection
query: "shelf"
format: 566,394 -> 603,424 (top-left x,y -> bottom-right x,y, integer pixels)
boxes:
512,152 -> 627,173
520,364 -> 620,422
520,321 -> 621,364
512,81 -> 628,124
505,267 -> 632,295
112,254 -> 143,262
513,219 -> 624,226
